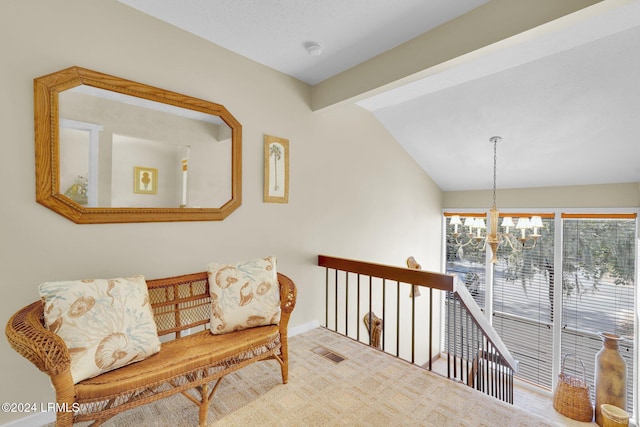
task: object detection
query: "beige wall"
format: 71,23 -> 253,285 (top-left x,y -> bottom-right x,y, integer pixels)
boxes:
444,182 -> 640,209
0,1 -> 443,423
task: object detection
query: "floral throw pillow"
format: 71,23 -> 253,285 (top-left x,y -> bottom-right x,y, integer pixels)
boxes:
207,256 -> 281,335
39,275 -> 161,384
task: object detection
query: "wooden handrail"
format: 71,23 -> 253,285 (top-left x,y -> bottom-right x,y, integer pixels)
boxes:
317,255 -> 454,292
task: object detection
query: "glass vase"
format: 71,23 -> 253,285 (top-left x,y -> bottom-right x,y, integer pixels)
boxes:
594,332 -> 626,426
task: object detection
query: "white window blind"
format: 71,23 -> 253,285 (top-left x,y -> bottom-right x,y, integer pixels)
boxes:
561,216 -> 636,413
492,216 -> 555,389
445,214 -> 486,309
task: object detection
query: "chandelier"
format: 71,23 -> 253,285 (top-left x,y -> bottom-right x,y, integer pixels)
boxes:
449,136 -> 543,263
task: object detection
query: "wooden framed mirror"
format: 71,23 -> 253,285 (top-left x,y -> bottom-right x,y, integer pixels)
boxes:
35,66 -> 242,223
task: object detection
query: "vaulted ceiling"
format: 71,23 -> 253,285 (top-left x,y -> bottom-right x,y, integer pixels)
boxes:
119,0 -> 640,191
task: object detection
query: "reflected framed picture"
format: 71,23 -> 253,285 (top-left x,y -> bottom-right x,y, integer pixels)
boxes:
134,166 -> 158,194
263,135 -> 289,203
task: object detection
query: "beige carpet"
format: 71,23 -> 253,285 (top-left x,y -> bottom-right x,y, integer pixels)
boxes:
69,327 -> 556,427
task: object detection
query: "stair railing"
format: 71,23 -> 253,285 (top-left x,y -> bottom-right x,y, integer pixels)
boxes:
318,254 -> 518,404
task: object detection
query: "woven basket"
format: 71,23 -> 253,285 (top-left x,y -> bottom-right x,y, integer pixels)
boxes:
553,353 -> 593,422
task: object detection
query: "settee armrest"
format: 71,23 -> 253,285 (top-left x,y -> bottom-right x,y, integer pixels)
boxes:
277,273 -> 297,316
5,301 -> 71,377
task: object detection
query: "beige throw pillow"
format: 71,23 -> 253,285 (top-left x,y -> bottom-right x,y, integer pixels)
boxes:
207,256 -> 281,335
39,275 -> 161,384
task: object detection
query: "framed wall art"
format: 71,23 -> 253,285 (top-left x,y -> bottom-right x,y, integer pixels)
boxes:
134,166 -> 158,194
263,135 -> 289,203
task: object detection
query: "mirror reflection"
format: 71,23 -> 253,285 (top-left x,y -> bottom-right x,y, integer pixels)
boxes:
59,86 -> 232,209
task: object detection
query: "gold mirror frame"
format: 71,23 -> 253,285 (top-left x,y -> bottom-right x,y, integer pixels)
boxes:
35,66 -> 242,223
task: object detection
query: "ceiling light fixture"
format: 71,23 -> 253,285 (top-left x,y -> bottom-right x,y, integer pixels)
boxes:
450,136 -> 543,263
304,41 -> 322,56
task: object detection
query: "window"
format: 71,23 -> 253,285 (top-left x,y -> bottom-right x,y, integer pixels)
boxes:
445,213 -> 556,387
445,214 -> 487,308
443,211 -> 637,418
492,215 -> 555,388
561,216 -> 635,412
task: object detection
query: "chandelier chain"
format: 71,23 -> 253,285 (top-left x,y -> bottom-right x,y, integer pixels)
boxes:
493,138 -> 497,208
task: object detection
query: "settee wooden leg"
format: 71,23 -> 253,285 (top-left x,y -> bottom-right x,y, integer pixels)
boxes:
280,338 -> 289,384
280,358 -> 288,384
271,352 -> 288,384
51,369 -> 75,427
56,410 -> 73,427
198,383 -> 209,427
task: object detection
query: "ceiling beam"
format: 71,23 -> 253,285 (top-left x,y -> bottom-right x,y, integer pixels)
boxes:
310,0 -> 602,111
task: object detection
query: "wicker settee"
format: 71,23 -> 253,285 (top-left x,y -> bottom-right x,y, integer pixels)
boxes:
5,270 -> 297,426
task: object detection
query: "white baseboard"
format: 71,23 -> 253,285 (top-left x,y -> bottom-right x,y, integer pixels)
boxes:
1,320 -> 322,427
288,320 -> 320,337
1,411 -> 54,427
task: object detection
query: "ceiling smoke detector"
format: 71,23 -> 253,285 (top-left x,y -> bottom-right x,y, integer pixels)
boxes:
304,41 -> 322,56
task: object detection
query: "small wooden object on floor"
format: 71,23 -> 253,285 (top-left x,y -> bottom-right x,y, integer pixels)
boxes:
363,312 -> 383,349
601,404 -> 629,427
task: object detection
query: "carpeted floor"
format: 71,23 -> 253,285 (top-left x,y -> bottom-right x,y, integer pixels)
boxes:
70,327 -> 556,426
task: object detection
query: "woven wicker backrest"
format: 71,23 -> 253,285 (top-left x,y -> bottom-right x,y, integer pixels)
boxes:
146,272 -> 211,338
